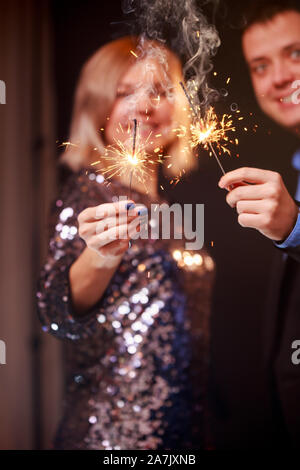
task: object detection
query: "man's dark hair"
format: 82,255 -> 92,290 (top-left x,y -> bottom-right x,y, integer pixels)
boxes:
241,0 -> 300,34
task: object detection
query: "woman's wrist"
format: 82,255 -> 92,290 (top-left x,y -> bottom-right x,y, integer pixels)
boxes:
84,245 -> 124,269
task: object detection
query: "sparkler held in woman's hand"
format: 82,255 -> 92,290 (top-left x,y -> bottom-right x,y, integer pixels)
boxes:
129,118 -> 138,199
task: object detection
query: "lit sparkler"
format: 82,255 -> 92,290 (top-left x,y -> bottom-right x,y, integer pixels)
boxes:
190,107 -> 235,155
91,121 -> 163,195
179,81 -> 236,176
129,118 -> 138,199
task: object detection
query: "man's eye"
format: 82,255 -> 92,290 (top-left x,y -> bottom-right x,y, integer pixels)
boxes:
291,49 -> 300,60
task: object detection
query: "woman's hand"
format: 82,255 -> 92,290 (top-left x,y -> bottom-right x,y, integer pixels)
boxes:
70,200 -> 143,315
77,200 -> 140,260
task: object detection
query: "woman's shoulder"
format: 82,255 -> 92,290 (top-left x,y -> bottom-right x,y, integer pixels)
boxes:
55,163 -> 170,218
47,164 -> 111,235
56,163 -> 111,207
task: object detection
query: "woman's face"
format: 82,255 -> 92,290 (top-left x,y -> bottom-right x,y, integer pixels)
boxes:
105,58 -> 176,153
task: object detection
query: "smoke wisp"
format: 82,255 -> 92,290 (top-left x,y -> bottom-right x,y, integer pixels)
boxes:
122,0 -> 221,110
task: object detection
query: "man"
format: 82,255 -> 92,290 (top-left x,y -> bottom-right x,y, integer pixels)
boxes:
218,0 -> 300,447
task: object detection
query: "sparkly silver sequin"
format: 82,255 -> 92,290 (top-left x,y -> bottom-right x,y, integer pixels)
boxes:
36,167 -> 215,450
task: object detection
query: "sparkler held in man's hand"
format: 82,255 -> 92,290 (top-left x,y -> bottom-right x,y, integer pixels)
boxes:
179,81 -> 251,191
179,81 -> 227,176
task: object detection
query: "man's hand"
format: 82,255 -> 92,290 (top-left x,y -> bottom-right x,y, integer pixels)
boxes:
218,167 -> 299,241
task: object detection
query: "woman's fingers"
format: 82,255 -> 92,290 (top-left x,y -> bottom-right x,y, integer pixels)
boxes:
79,214 -> 139,238
78,200 -> 136,224
93,222 -> 141,248
95,213 -> 138,234
95,200 -> 137,220
91,219 -> 142,256
78,201 -> 148,255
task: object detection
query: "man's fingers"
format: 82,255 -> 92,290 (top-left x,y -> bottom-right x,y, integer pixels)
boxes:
238,213 -> 266,229
236,200 -> 265,215
219,167 -> 279,189
226,183 -> 269,207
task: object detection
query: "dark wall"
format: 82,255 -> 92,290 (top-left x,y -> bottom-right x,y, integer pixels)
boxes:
52,0 -> 300,448
53,0 -> 126,144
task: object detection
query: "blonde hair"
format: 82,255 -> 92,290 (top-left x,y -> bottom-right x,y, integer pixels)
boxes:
61,36 -> 195,176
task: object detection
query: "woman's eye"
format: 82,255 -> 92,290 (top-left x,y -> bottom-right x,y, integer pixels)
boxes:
159,91 -> 167,98
252,63 -> 267,75
291,49 -> 300,60
151,93 -> 162,102
156,88 -> 170,98
116,91 -> 130,98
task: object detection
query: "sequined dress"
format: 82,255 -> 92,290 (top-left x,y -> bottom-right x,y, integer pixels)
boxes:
37,167 -> 215,450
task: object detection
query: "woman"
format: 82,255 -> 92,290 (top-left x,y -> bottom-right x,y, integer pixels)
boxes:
37,36 -> 215,450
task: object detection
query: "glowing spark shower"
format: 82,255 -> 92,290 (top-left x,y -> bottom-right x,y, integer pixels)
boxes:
178,81 -> 236,176
190,107 -> 235,154
91,123 -> 163,193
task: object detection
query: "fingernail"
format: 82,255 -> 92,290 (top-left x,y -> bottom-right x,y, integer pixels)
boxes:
126,202 -> 135,210
137,207 -> 148,216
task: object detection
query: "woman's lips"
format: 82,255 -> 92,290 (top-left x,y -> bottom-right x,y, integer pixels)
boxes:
138,123 -> 160,138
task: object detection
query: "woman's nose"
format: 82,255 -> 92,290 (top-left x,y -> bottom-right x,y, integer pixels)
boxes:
136,93 -> 154,116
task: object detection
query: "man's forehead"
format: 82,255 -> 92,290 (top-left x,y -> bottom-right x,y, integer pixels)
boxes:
242,10 -> 300,62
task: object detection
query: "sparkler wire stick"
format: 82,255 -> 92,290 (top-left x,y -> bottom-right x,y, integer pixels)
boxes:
179,81 -> 199,120
129,118 -> 138,199
179,81 -> 226,176
207,142 -> 226,176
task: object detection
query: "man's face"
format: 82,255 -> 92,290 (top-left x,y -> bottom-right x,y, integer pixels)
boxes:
242,10 -> 300,130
